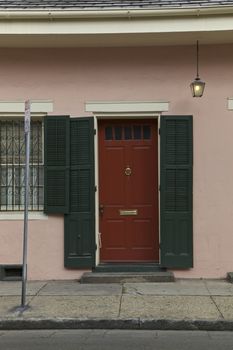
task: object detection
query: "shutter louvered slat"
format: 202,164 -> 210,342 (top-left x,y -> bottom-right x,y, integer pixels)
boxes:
44,116 -> 70,214
70,169 -> 91,212
46,119 -> 68,166
46,170 -> 67,207
161,116 -> 193,268
65,117 -> 95,269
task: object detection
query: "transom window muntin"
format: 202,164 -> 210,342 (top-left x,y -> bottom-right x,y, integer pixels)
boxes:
105,124 -> 151,141
0,120 -> 43,211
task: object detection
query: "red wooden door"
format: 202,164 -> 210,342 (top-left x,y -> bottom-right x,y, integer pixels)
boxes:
99,120 -> 159,262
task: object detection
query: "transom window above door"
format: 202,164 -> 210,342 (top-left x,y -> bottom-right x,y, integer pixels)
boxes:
105,124 -> 151,141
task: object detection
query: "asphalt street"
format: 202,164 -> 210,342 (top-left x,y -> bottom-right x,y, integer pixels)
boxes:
0,330 -> 233,350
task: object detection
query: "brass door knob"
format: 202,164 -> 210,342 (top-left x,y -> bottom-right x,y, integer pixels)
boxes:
125,166 -> 132,176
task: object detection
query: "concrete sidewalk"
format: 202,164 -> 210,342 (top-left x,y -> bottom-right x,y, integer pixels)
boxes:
1,279 -> 233,331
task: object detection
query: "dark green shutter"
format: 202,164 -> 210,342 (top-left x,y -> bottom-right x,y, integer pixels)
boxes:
44,116 -> 70,214
64,117 -> 95,268
160,116 -> 193,268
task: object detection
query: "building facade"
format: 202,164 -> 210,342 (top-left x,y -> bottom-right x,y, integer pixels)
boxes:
0,0 -> 233,280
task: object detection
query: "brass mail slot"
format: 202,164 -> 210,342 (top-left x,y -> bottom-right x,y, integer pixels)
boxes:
119,209 -> 138,216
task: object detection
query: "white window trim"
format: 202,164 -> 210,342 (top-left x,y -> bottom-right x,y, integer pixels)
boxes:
227,98 -> 233,110
85,100 -> 169,116
0,212 -> 48,220
0,100 -> 53,115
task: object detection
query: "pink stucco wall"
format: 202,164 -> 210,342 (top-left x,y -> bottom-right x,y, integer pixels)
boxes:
0,44 -> 233,279
1,216 -> 87,280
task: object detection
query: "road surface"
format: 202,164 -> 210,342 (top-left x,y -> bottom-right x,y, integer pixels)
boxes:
0,329 -> 233,349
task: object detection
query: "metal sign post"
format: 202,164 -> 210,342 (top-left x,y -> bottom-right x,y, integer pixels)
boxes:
21,100 -> 31,308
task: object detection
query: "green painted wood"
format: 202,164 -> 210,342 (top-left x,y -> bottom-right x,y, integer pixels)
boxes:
64,117 -> 95,268
44,116 -> 70,214
160,116 -> 193,268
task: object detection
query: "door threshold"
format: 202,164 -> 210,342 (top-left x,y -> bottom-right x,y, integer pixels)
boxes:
94,262 -> 165,273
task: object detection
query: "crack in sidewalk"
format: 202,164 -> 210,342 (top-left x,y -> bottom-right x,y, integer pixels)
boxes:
27,282 -> 48,307
209,295 -> 225,319
7,282 -> 48,317
117,285 -> 124,317
204,280 -> 224,319
16,282 -> 49,314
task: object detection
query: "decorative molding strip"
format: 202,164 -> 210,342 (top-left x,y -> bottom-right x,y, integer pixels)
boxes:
85,101 -> 169,114
0,100 -> 53,114
0,212 -> 48,221
227,98 -> 233,110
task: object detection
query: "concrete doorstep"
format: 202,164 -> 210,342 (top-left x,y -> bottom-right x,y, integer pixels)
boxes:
1,279 -> 233,331
80,271 -> 175,283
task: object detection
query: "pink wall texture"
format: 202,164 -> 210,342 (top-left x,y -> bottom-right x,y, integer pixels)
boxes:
0,44 -> 233,279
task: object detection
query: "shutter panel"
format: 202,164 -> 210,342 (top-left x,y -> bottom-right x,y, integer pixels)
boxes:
44,116 -> 70,214
64,117 -> 95,268
160,116 -> 193,268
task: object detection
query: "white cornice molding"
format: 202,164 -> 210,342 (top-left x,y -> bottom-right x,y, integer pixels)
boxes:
0,11 -> 232,46
85,101 -> 169,115
1,15 -> 233,35
0,100 -> 53,114
0,7 -> 233,19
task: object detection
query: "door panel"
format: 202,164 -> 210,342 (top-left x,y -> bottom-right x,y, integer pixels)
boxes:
130,145 -> 155,204
99,120 -> 159,262
104,146 -> 125,204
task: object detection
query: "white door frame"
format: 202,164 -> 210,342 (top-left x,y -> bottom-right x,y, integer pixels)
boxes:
85,100 -> 169,266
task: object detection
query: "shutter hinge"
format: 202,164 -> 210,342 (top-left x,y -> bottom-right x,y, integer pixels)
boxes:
95,244 -> 97,251
94,129 -> 97,135
159,185 -> 161,191
159,128 -> 161,135
94,185 -> 97,192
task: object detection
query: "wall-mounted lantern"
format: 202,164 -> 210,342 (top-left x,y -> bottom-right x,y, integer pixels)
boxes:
190,40 -> 205,97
